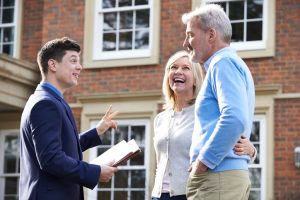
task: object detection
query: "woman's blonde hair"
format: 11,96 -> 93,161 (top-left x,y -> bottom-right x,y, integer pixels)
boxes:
162,50 -> 204,109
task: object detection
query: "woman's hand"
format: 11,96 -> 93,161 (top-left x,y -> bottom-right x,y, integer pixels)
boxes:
234,135 -> 256,158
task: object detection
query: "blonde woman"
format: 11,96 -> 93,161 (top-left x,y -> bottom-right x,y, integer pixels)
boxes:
151,51 -> 256,200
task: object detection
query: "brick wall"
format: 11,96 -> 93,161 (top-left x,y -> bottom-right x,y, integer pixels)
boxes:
275,99 -> 300,200
21,0 -> 44,62
72,107 -> 82,132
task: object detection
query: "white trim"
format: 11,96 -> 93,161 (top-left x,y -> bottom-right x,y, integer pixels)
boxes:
259,116 -> 267,200
249,115 -> 267,200
231,40 -> 266,51
13,0 -> 19,57
94,49 -> 151,60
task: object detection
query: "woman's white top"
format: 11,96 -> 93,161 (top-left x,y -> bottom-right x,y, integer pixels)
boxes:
152,105 -> 195,197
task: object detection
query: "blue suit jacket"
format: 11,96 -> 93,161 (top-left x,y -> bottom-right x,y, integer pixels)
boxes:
19,85 -> 101,200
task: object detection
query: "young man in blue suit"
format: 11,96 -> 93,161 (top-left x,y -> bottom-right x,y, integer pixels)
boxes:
19,37 -> 118,200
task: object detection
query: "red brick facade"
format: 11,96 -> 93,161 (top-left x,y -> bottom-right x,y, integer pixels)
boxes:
274,99 -> 300,199
19,0 -> 300,199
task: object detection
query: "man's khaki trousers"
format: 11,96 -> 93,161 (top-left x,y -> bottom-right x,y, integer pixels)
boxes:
186,170 -> 251,200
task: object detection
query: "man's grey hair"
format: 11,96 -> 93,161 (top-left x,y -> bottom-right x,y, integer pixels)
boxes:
182,4 -> 232,44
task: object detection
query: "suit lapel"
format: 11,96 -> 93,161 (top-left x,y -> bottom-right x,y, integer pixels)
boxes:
60,99 -> 83,160
61,99 -> 78,134
37,85 -> 83,159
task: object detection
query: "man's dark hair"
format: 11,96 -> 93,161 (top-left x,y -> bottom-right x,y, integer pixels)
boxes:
37,37 -> 81,78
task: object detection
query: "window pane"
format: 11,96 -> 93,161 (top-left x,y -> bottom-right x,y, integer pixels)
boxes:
3,43 -> 14,55
132,191 -> 145,199
115,170 -> 128,188
3,44 -> 14,55
5,136 -> 18,154
119,31 -> 132,50
3,27 -> 14,42
4,136 -> 18,173
131,170 -> 145,187
4,0 -> 15,7
3,8 -> 14,23
229,1 -> 244,20
135,30 -> 149,49
103,13 -> 117,31
119,0 -> 131,7
247,21 -> 262,41
130,125 -> 145,165
102,129 -> 112,144
3,197 -> 17,200
249,168 -> 261,188
231,22 -> 243,42
247,0 -> 263,19
97,146 -> 110,156
103,0 -> 116,8
103,33 -> 116,51
17,157 -> 20,173
216,2 -> 226,11
251,122 -> 260,141
98,191 -> 111,199
120,11 -> 133,29
4,152 -> 16,173
136,10 -> 149,28
249,191 -> 260,200
130,147 -> 144,165
115,126 -> 128,142
114,191 -> 127,199
135,0 -> 148,5
99,180 -> 112,189
5,177 -> 18,195
131,125 -> 145,145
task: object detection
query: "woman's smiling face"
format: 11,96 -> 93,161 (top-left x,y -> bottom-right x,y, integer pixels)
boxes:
168,56 -> 195,98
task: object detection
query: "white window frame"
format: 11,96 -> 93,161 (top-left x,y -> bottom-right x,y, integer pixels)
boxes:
94,1 -> 152,60
206,0 -> 267,50
88,119 -> 150,200
0,130 -> 20,200
196,0 -> 275,58
249,115 -> 267,200
83,0 -> 160,68
0,0 -> 20,57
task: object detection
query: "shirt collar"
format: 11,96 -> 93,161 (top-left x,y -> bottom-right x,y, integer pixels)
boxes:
40,82 -> 63,98
203,46 -> 233,71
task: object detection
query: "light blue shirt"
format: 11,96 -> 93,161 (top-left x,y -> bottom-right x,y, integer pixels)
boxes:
40,82 -> 63,98
190,47 -> 255,172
